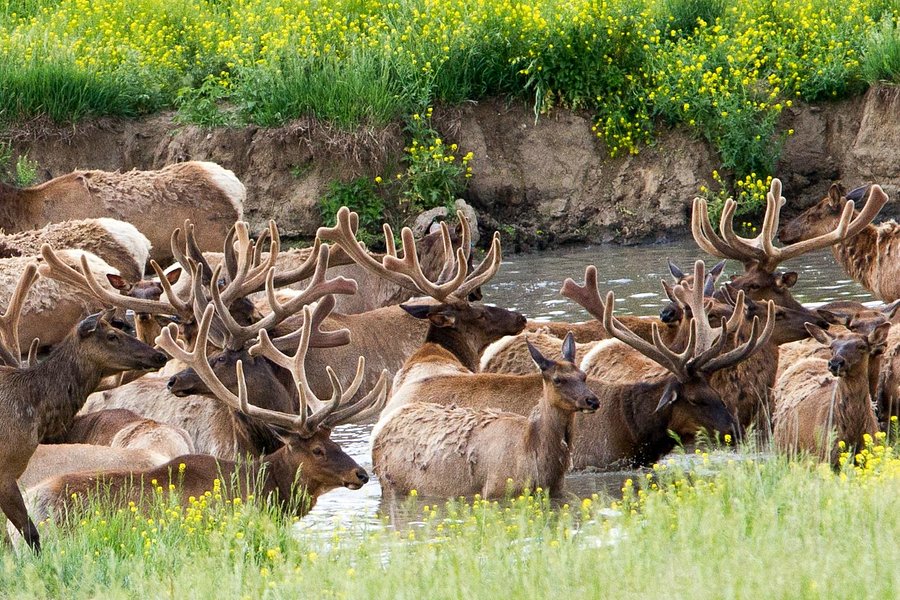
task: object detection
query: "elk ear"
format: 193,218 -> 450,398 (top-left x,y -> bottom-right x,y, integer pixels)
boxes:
708,259 -> 727,281
869,322 -> 891,348
561,332 -> 576,363
805,323 -> 833,345
106,274 -> 130,291
667,259 -> 685,280
527,340 -> 554,372
846,184 -> 869,203
817,309 -> 850,326
77,313 -> 103,337
777,272 -> 798,288
656,381 -> 679,413
882,299 -> 900,320
400,304 -> 433,320
165,267 -> 183,285
827,183 -> 844,205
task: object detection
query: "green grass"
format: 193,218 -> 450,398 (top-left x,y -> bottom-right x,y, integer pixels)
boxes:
2,437 -> 898,599
864,15 -> 900,83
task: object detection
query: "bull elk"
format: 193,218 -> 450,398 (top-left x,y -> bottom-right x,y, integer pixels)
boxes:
774,322 -> 889,465
0,161 -> 244,263
22,303 -> 389,529
780,183 -> 896,301
0,264 -> 167,552
373,333 -> 599,498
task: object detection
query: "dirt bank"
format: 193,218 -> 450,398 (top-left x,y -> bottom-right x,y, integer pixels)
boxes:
4,87 -> 899,249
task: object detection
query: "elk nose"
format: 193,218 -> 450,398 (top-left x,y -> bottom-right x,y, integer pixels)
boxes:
356,469 -> 369,485
583,396 -> 600,412
167,375 -> 178,390
659,304 -> 679,323
150,351 -> 168,368
828,357 -> 845,375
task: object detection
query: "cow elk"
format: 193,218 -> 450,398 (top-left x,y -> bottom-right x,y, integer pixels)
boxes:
0,264 -> 167,552
373,333 -> 599,498
0,161 -> 244,263
773,322 -> 889,465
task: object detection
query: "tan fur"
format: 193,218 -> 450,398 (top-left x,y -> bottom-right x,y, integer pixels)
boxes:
773,358 -> 877,464
480,332 -> 598,375
59,408 -> 194,459
0,250 -> 120,350
524,315 -> 677,344
18,444 -> 166,489
0,162 -> 244,263
0,219 -> 149,281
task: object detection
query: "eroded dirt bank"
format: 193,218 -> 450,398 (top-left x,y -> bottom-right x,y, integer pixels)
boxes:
5,87 -> 899,249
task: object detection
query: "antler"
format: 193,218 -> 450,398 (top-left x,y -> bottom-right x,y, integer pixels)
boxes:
0,262 -> 39,366
205,243 -> 357,349
317,207 -> 500,304
692,178 -> 888,272
670,261 -> 717,353
39,245 -> 195,318
156,303 -> 389,435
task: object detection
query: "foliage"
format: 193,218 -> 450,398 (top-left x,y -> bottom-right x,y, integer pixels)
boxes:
400,107 -> 472,215
863,14 -> 900,83
2,0 -> 900,206
1,427 -> 897,598
319,177 -> 387,249
698,170 -> 772,229
0,141 -> 39,186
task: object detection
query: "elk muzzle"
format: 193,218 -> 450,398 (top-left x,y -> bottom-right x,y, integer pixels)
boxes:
344,468 -> 370,490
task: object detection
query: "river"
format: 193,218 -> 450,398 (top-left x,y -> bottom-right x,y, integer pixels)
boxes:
301,240 -> 875,530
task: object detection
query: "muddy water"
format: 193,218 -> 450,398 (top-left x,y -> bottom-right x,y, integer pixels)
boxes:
303,241 -> 875,530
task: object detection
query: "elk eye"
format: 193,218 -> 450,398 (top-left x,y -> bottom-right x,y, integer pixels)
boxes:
312,447 -> 325,457
216,356 -> 226,364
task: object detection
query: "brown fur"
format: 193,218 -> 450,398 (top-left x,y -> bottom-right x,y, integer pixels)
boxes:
373,338 -> 598,498
781,184 -> 900,301
18,444 -> 167,489
523,315 -> 677,344
23,427 -> 367,528
773,324 -> 886,465
480,332 -> 598,375
0,312 -> 167,551
54,408 -> 194,459
0,162 -> 244,263
0,219 -> 149,281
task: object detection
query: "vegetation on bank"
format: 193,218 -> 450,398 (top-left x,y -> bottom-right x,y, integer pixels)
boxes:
2,0 -> 900,213
1,429 -> 897,598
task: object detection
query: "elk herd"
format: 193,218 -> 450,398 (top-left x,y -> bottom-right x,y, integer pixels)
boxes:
0,161 -> 897,554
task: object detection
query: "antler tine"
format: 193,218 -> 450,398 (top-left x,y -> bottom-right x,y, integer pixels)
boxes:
320,369 -> 391,427
383,223 -> 397,257
318,207 -> 422,292
170,224 -> 192,274
457,209 -> 473,264
671,261 -> 717,353
452,232 -> 502,300
601,289 -> 687,377
699,299 -> 775,374
691,198 -> 752,262
270,294 -> 352,351
723,288 -> 746,335
0,262 -> 38,366
252,227 -> 271,268
434,220 -> 459,284
383,226 -> 468,302
718,197 -> 770,264
26,338 -> 39,367
148,259 -> 193,315
776,183 -> 888,264
560,265 -> 607,322
271,238 -> 322,288
218,221 -> 281,304
39,245 -> 190,317
223,224 -> 238,281
156,306 -> 307,430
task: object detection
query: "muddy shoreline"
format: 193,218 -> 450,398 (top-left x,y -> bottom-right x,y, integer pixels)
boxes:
4,87 -> 899,250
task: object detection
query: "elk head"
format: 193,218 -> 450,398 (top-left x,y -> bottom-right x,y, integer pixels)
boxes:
527,332 -> 599,413
779,183 -> 871,244
77,309 -> 168,374
806,321 -> 891,378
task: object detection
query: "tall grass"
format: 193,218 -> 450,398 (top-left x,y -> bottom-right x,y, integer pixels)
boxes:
863,15 -> 900,83
1,434 -> 898,598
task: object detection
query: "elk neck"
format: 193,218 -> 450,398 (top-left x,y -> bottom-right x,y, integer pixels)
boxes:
27,334 -> 108,440
0,181 -> 30,231
620,380 -> 680,466
265,446 -> 321,516
422,326 -> 481,372
524,383 -> 575,491
832,222 -> 879,293
831,357 -> 878,447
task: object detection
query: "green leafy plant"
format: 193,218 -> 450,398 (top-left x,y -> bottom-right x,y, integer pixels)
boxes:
319,177 -> 387,249
698,170 -> 771,229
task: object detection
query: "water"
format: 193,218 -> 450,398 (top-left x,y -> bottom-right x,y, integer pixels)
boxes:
305,240 -> 876,528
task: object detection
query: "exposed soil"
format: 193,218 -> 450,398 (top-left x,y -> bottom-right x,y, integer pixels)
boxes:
4,87 -> 899,250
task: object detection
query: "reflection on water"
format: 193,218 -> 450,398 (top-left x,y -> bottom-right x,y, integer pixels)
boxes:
304,240 -> 875,529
